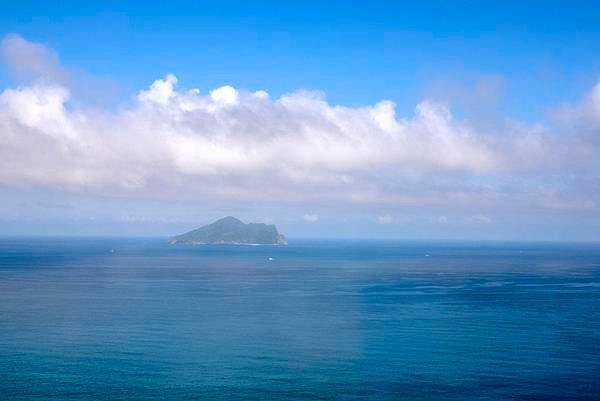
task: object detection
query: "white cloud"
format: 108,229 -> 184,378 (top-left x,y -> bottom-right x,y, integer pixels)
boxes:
138,73 -> 178,105
0,71 -> 502,197
210,85 -> 239,106
1,34 -> 600,214
303,214 -> 319,223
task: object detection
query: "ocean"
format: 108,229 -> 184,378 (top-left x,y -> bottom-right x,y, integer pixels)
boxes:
0,238 -> 599,400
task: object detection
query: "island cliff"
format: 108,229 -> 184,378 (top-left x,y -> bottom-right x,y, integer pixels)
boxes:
169,216 -> 287,245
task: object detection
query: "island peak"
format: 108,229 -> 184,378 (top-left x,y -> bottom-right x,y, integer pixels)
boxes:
169,217 -> 287,245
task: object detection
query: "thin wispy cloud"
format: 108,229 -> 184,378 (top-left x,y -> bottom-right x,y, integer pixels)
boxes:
303,214 -> 319,223
377,214 -> 394,225
0,33 -> 68,84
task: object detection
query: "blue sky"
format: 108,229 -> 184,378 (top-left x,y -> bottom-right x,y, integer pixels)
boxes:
3,1 -> 600,117
1,1 -> 600,239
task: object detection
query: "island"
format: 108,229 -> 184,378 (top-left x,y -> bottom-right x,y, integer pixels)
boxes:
169,216 -> 288,245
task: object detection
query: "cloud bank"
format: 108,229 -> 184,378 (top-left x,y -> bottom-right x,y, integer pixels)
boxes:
1,34 -> 599,213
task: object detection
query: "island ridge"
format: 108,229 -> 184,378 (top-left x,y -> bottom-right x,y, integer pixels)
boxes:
169,216 -> 287,245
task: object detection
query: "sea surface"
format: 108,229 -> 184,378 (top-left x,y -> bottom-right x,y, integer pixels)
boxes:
0,238 -> 599,400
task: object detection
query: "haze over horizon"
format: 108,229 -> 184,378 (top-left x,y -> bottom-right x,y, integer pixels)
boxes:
2,1 -> 600,240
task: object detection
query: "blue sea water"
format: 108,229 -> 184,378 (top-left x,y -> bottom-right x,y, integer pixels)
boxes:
0,238 -> 599,400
